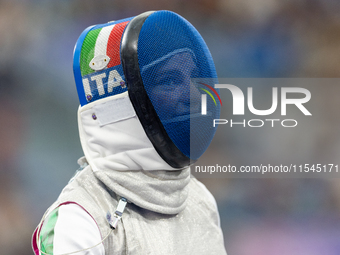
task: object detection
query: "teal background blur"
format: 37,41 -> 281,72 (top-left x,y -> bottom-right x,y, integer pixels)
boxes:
1,0 -> 340,254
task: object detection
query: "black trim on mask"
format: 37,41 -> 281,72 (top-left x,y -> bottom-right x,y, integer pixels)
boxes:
120,11 -> 191,169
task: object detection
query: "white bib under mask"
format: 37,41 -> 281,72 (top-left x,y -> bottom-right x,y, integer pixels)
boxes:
78,92 -> 191,215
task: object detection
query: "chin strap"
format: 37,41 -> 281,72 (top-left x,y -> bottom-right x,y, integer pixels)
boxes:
36,197 -> 127,255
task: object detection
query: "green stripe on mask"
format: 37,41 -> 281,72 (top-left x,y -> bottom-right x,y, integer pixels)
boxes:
80,28 -> 102,76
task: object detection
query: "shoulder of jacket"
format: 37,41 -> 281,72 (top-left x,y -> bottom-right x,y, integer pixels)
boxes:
189,177 -> 216,203
33,203 -> 105,255
188,177 -> 221,226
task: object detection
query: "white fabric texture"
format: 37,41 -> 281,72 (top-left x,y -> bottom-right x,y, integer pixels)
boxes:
78,91 -> 177,171
37,165 -> 226,255
52,204 -> 104,255
33,91 -> 226,254
78,92 -> 191,215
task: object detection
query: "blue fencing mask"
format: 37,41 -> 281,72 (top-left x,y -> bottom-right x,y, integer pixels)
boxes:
73,10 -> 220,168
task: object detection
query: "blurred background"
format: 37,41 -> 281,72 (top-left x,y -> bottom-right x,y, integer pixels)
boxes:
1,0 -> 340,254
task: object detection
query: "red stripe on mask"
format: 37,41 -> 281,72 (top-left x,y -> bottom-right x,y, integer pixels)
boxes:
107,21 -> 129,68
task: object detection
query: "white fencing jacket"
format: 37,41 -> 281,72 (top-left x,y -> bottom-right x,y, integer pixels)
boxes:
32,92 -> 227,255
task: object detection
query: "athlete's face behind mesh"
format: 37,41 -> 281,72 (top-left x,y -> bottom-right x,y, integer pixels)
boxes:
147,51 -> 201,123
142,50 -> 205,160
130,10 -> 219,163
